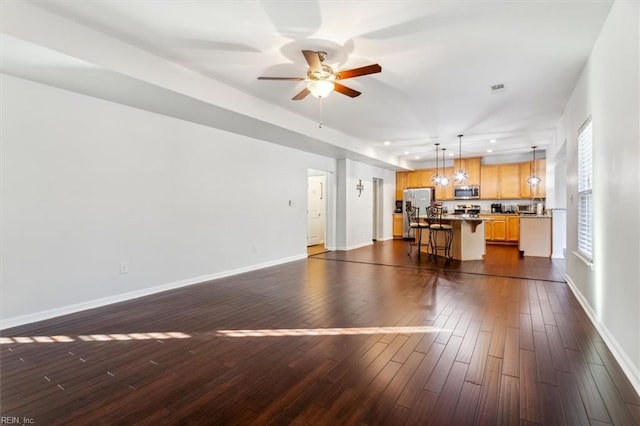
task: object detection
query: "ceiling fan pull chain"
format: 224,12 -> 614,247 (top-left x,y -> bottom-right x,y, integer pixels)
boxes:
319,97 -> 324,128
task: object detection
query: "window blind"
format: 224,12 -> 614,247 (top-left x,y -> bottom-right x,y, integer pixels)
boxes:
577,119 -> 593,260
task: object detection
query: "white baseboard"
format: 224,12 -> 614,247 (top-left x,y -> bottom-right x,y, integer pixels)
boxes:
376,236 -> 395,242
564,274 -> 640,398
336,241 -> 374,251
1,253 -> 307,330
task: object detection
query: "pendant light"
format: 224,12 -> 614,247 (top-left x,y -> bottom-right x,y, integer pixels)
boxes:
440,147 -> 450,186
527,146 -> 542,187
453,134 -> 468,184
431,143 -> 441,185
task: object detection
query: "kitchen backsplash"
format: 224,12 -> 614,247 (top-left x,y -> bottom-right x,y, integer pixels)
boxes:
438,199 -> 540,213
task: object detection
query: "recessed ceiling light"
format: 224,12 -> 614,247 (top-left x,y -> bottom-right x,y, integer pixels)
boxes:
490,139 -> 497,143
449,152 -> 454,157
415,156 -> 420,159
487,149 -> 493,153
384,141 -> 391,145
404,151 -> 409,155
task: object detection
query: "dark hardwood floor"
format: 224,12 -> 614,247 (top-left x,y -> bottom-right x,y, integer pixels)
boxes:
1,241 -> 639,425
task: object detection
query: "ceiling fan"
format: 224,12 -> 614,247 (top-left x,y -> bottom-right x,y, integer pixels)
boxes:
258,50 -> 382,100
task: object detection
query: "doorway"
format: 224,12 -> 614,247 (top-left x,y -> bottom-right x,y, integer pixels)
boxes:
307,172 -> 327,254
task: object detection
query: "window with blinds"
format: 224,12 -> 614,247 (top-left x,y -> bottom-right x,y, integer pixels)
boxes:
577,118 -> 593,261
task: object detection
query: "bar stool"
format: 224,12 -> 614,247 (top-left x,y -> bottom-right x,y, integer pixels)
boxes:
426,204 -> 453,264
406,204 -> 429,258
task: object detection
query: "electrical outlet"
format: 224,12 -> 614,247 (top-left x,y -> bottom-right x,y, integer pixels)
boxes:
120,262 -> 129,274
251,244 -> 257,253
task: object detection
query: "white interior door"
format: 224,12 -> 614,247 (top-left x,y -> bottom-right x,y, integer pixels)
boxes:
307,175 -> 326,246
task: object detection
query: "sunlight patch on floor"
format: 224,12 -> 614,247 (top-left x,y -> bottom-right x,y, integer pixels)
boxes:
0,332 -> 191,344
216,325 -> 449,337
1,326 -> 450,344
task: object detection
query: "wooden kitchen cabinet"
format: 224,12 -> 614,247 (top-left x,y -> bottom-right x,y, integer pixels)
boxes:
533,159 -> 546,198
400,158 -> 546,202
519,159 -> 546,199
506,216 -> 520,242
483,215 -> 517,243
480,165 -> 499,199
491,217 -> 507,240
434,167 -> 454,201
395,171 -> 407,200
499,164 -> 520,199
484,216 -> 507,241
393,214 -> 404,238
444,168 -> 455,200
520,162 -> 532,198
481,164 -> 521,199
484,219 -> 493,241
419,169 -> 433,187
407,171 -> 419,188
453,157 -> 481,186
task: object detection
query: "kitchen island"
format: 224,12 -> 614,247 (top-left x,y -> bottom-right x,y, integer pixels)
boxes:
418,215 -> 487,261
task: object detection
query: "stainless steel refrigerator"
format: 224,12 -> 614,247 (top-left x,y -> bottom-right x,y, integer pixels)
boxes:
402,187 -> 435,238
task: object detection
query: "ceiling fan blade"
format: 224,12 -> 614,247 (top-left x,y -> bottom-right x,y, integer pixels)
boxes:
302,50 -> 322,73
292,87 -> 311,100
334,83 -> 361,98
258,76 -> 305,81
335,64 -> 382,80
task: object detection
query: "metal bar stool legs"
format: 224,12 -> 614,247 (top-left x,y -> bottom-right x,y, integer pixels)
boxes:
428,227 -> 453,264
406,205 -> 428,258
407,226 -> 426,257
426,204 -> 453,265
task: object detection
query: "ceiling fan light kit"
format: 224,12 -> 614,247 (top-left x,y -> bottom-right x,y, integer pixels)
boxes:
258,50 -> 381,104
307,79 -> 335,98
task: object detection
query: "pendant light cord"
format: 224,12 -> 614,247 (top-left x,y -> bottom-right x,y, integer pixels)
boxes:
435,143 -> 440,183
532,146 -> 536,176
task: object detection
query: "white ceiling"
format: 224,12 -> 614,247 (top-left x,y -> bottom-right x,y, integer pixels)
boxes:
1,1 -> 613,169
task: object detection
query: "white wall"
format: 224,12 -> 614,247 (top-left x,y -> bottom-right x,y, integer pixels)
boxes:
0,74 -> 398,327
335,159 -> 396,250
560,0 -> 640,392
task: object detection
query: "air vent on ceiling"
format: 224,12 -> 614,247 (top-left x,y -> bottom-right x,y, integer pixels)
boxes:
491,83 -> 505,93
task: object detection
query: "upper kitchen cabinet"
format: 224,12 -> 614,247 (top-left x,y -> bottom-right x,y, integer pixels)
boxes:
481,163 -> 522,199
520,162 -> 532,198
434,167 -> 455,201
398,157 -> 546,201
480,165 -> 499,199
395,172 -> 407,200
499,164 -> 520,199
520,159 -> 546,199
419,169 -> 433,187
407,171 -> 420,188
453,157 -> 481,186
533,159 -> 546,198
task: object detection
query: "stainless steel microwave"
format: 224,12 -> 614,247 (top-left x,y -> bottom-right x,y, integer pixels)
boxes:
454,185 -> 480,199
